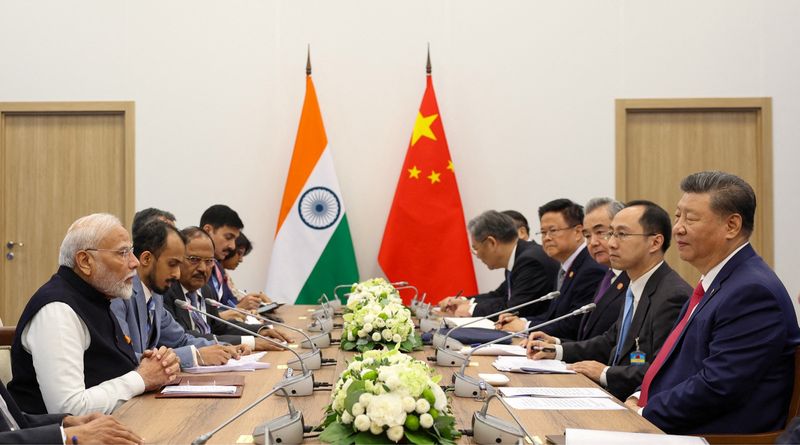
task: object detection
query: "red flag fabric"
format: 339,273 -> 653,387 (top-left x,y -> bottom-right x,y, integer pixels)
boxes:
379,75 -> 478,305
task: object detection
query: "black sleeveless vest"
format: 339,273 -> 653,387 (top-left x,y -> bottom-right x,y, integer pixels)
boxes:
8,266 -> 138,414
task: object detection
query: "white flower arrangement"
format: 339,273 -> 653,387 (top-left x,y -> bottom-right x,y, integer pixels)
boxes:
341,278 -> 422,352
319,348 -> 459,445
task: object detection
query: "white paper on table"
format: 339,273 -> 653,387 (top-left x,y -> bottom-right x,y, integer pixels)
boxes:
565,428 -> 709,445
499,387 -> 610,398
183,352 -> 270,374
462,344 -> 527,356
160,385 -> 237,395
504,397 -> 624,410
492,356 -> 575,374
444,317 -> 496,330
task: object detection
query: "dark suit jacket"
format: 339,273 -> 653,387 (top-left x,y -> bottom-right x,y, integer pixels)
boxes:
642,244 -> 800,435
574,271 -> 630,342
529,247 -> 606,340
562,261 -> 690,400
163,283 -> 261,344
0,384 -> 65,444
472,240 -> 559,320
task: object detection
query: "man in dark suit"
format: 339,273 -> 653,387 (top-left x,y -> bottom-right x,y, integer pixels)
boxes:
162,227 -> 289,349
437,211 -> 559,320
628,171 -> 800,435
518,199 -> 606,340
526,201 -> 690,400
0,384 -> 142,444
498,198 -> 629,341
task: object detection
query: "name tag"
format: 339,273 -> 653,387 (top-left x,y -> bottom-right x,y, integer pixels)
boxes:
630,351 -> 646,365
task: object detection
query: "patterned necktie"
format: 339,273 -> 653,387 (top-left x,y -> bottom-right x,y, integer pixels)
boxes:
593,268 -> 615,303
505,269 -> 512,302
556,268 -> 567,291
144,297 -> 156,347
638,281 -> 706,406
212,263 -> 224,296
613,287 -> 635,365
188,291 -> 211,335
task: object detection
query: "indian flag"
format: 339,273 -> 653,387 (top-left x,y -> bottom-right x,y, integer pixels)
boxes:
265,74 -> 359,304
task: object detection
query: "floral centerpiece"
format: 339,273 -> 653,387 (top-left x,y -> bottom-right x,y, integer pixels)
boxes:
319,348 -> 460,445
341,278 -> 422,352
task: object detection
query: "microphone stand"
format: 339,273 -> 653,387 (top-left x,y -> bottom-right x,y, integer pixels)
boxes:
471,393 -> 532,445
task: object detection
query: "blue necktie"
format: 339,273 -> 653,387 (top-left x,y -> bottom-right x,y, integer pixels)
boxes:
505,269 -> 512,302
144,297 -> 156,347
613,287 -> 635,365
188,291 -> 212,335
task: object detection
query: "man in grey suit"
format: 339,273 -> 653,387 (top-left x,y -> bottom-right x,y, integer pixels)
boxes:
526,200 -> 690,400
111,220 -> 244,368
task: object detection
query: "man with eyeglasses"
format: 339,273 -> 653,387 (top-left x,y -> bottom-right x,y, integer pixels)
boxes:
112,220 -> 245,369
8,214 -> 180,416
162,227 -> 291,350
524,201 -> 690,400
497,198 -> 630,341
437,211 -> 559,319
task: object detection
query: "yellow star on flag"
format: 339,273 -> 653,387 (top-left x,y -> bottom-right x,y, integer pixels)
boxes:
412,112 -> 438,146
447,160 -> 454,172
408,165 -> 421,179
428,170 -> 441,184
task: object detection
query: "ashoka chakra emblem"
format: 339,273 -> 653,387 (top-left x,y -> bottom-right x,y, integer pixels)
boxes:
298,186 -> 341,230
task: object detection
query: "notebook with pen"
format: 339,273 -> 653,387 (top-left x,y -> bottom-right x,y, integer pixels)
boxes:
155,375 -> 245,398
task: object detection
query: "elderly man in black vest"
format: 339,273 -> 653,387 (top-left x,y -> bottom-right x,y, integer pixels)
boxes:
8,213 -> 180,416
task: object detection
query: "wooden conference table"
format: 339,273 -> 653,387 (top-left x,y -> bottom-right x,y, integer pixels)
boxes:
114,305 -> 661,444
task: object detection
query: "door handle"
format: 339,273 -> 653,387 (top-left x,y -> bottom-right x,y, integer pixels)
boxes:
6,241 -> 23,249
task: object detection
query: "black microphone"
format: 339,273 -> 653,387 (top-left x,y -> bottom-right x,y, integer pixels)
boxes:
433,291 -> 560,356
206,298 -> 333,350
192,385 -> 304,445
175,299 -> 318,397
451,303 -> 596,397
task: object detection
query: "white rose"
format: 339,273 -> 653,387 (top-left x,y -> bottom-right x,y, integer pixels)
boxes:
386,425 -> 404,443
392,334 -> 402,343
359,392 -> 373,407
401,396 -> 416,413
419,413 -> 434,429
363,323 -> 374,333
382,329 -> 393,341
366,393 -> 407,427
372,332 -> 382,342
370,422 -> 383,435
415,398 -> 430,414
364,314 -> 375,324
354,414 -> 371,432
351,402 -> 365,416
430,382 -> 448,411
341,410 -> 353,424
358,330 -> 366,338
375,318 -> 385,328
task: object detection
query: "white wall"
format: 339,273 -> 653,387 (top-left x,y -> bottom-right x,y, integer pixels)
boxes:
2,0 -> 799,311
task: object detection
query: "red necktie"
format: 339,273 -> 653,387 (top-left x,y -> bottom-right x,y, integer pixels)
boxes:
638,281 -> 705,406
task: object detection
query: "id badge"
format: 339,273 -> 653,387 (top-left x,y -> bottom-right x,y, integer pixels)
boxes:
630,337 -> 646,365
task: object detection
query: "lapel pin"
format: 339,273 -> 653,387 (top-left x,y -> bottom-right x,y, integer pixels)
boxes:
124,335 -> 131,344
617,282 -> 624,290
568,271 -> 574,278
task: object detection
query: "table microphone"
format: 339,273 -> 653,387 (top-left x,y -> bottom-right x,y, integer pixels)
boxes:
433,291 -> 560,362
175,299 -> 317,396
192,385 -> 304,445
471,392 -> 532,445
207,298 -> 335,350
451,303 -> 596,398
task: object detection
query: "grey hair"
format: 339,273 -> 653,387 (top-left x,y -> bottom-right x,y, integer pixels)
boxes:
585,197 -> 625,220
680,171 -> 756,236
468,210 -> 518,243
59,213 -> 124,267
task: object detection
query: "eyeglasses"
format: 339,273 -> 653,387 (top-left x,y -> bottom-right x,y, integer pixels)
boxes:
85,246 -> 135,259
602,231 -> 657,241
185,255 -> 215,267
535,225 -> 578,238
583,229 -> 610,240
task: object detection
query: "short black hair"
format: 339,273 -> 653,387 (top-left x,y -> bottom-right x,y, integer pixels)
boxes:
501,210 -> 530,234
468,211 -> 519,244
133,220 -> 187,258
680,171 -> 756,237
132,208 -> 176,235
180,226 -> 215,251
538,199 -> 584,227
199,204 -> 244,230
625,200 -> 672,253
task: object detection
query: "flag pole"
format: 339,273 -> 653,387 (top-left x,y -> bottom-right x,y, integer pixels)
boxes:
426,42 -> 432,76
306,44 -> 312,76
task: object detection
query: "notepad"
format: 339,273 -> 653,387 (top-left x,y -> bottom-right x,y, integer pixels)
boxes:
183,351 -> 271,374
499,387 -> 610,398
463,344 -> 527,356
492,356 -> 574,374
161,385 -> 238,395
444,317 -> 496,330
565,428 -> 709,444
504,397 -> 624,410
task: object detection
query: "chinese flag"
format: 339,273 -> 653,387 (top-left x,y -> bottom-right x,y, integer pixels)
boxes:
379,74 -> 478,305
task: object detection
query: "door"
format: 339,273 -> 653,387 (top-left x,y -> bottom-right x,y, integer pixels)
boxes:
616,98 -> 772,285
1,102 -> 135,324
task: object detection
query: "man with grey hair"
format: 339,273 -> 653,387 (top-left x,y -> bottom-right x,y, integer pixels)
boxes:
627,171 -> 800,435
438,210 -> 559,319
8,213 -> 180,416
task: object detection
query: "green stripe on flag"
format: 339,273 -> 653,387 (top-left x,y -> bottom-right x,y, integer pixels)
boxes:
295,215 -> 359,304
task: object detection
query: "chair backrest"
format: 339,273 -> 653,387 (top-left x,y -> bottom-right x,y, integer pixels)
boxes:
0,326 -> 15,385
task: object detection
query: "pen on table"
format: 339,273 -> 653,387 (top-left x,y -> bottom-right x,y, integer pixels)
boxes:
495,311 -> 519,327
